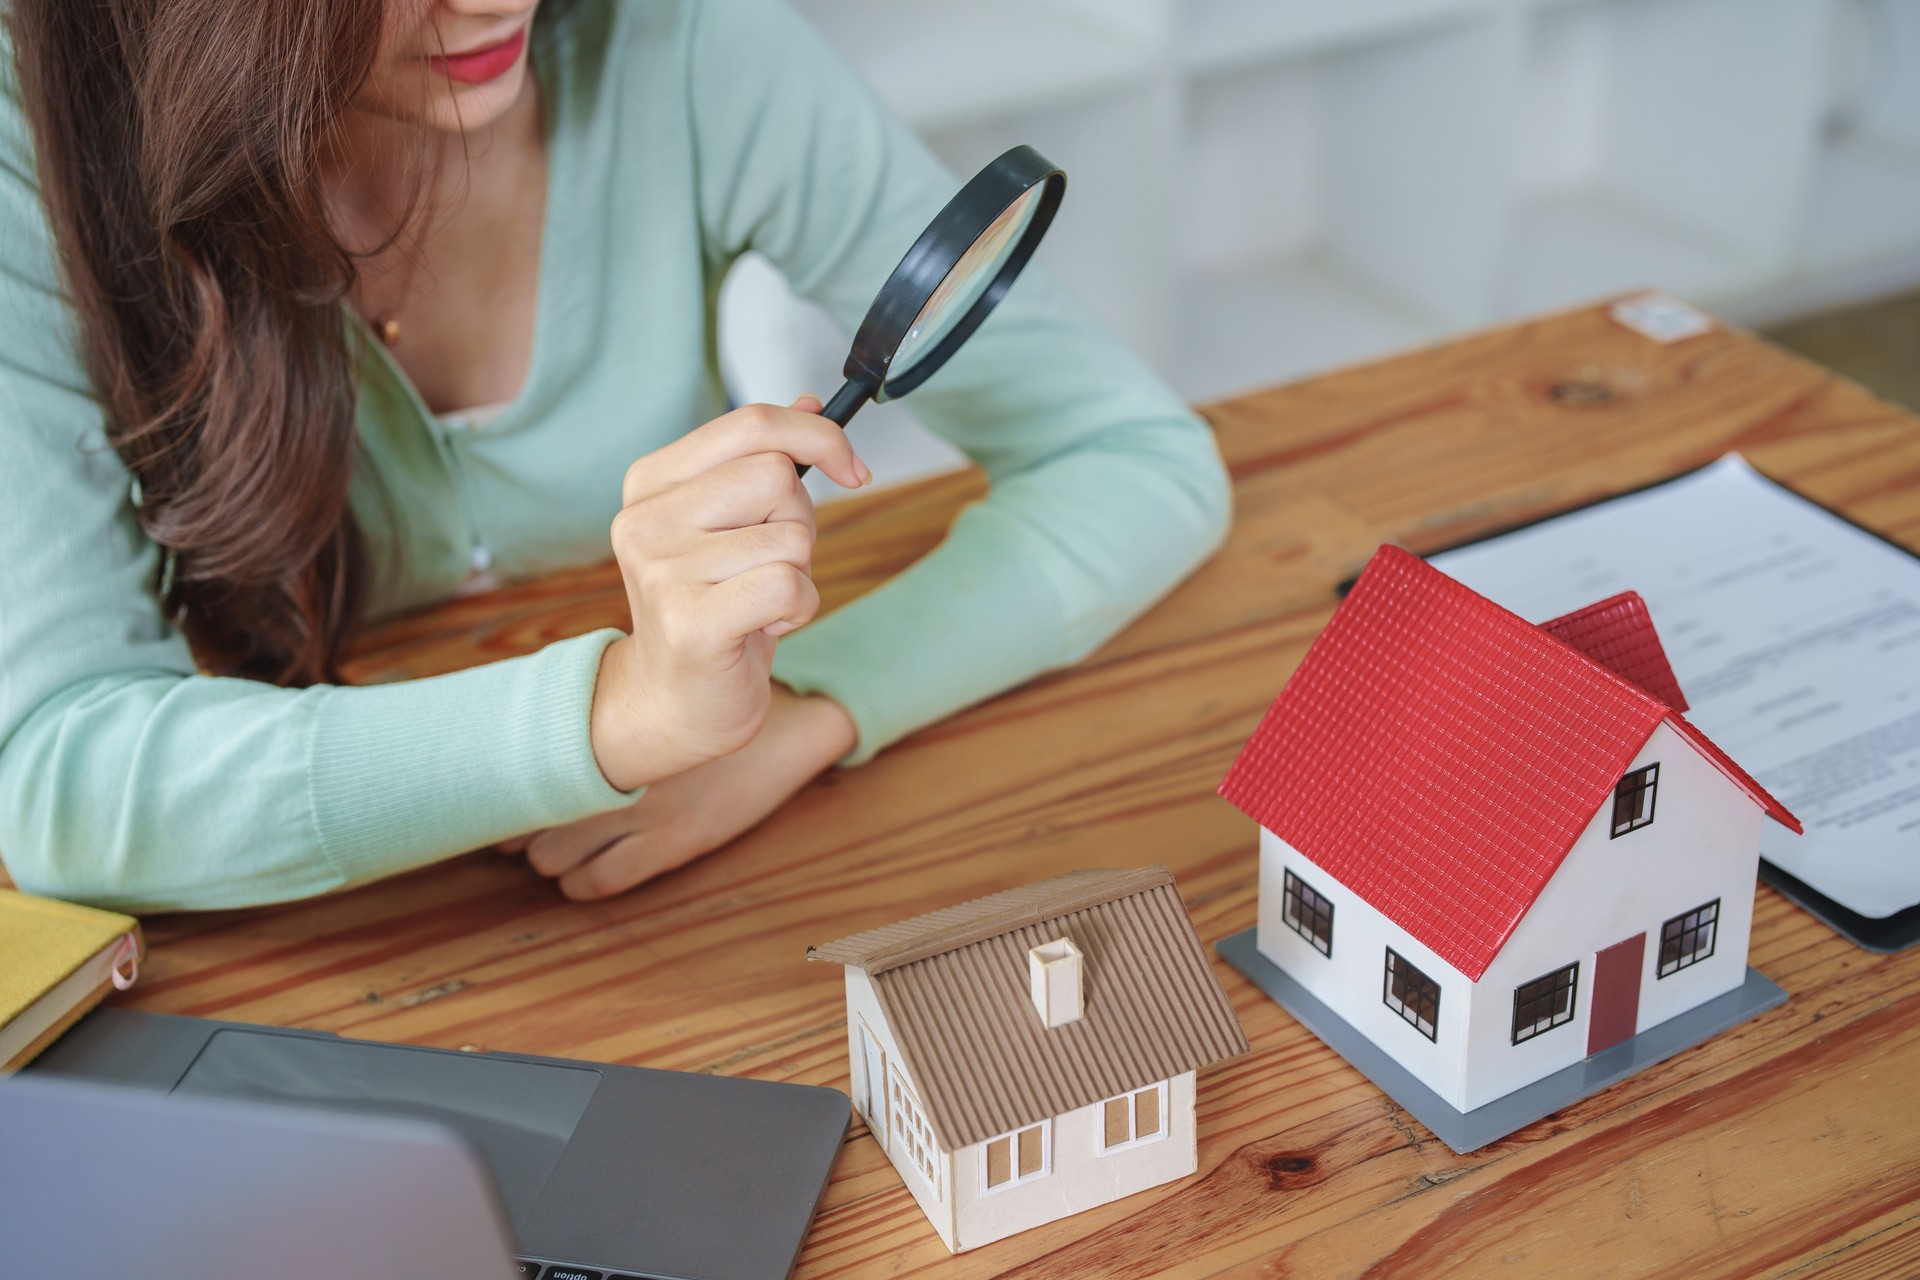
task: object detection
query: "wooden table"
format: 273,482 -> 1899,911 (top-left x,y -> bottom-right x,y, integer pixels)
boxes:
122,300 -> 1920,1277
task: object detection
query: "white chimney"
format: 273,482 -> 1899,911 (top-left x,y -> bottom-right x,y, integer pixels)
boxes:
1028,938 -> 1083,1028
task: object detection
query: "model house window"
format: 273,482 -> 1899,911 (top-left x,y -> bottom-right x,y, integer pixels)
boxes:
1098,1080 -> 1168,1154
1281,868 -> 1334,957
981,1121 -> 1049,1193
1382,949 -> 1440,1041
1658,900 -> 1720,977
888,1064 -> 940,1193
1611,763 -> 1660,837
1510,962 -> 1579,1044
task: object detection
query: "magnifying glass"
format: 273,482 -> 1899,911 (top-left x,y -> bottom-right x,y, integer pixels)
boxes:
801,145 -> 1066,472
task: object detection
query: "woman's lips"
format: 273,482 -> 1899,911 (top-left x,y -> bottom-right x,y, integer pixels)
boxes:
429,28 -> 527,85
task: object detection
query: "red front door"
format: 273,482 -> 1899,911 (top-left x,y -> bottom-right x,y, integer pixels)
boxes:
1588,932 -> 1646,1056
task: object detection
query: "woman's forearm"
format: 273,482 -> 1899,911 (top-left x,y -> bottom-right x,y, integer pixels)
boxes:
0,631 -> 638,913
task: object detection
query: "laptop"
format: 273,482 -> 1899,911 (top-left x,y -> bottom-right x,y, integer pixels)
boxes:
3,1072 -> 523,1279
21,1008 -> 849,1279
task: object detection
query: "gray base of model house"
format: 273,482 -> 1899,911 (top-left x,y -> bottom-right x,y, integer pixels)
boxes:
1216,927 -> 1787,1154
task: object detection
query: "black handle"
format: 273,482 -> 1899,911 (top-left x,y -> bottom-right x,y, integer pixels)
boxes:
795,377 -> 874,478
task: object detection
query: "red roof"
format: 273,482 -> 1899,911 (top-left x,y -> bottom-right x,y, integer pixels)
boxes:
1539,592 -> 1690,711
1219,546 -> 1798,981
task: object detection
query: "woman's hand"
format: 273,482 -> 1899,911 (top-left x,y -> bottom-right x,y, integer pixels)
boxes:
511,683 -> 857,899
589,397 -> 868,792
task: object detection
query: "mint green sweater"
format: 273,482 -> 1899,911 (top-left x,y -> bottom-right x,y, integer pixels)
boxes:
0,0 -> 1229,913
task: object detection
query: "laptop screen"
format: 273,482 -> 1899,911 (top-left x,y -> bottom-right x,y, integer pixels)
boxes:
173,1029 -> 601,1226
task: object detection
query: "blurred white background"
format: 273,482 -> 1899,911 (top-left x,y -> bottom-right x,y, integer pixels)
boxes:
717,0 -> 1920,499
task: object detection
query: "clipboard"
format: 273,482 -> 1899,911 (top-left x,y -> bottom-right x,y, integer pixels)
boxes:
1339,458 -> 1920,953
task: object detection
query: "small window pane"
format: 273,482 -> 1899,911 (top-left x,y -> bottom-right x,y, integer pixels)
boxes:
1017,1126 -> 1043,1177
1103,1097 -> 1129,1149
1658,899 -> 1720,977
1611,786 -> 1638,830
1510,962 -> 1579,1044
985,1137 -> 1010,1187
1611,764 -> 1660,838
1383,949 -> 1441,1041
1282,868 -> 1335,957
1135,1086 -> 1161,1138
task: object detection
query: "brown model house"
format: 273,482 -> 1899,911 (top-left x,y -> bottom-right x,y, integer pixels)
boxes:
808,866 -> 1249,1252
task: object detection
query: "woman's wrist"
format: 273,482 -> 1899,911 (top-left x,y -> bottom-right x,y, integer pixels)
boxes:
588,634 -> 691,792
767,681 -> 858,772
590,636 -> 856,793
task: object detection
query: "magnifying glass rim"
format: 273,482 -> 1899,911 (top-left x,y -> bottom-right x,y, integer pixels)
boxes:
840,144 -> 1066,403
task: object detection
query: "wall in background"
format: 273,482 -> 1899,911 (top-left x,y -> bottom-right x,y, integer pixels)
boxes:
719,0 -> 1920,499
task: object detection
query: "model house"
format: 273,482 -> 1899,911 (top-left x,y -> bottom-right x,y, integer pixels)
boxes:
808,866 -> 1249,1253
1218,545 -> 1800,1128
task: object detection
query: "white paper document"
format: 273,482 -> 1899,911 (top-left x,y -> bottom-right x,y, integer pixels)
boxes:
1431,455 -> 1920,918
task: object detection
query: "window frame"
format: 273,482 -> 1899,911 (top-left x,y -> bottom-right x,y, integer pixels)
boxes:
979,1120 -> 1051,1196
1657,899 -> 1721,978
1281,867 -> 1335,957
1382,947 -> 1441,1042
1095,1079 -> 1171,1156
1510,962 -> 1580,1045
1610,762 -> 1661,838
887,1062 -> 941,1197
856,1017 -> 889,1148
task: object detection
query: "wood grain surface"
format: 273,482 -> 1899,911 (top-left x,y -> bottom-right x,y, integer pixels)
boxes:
101,300 -> 1920,1277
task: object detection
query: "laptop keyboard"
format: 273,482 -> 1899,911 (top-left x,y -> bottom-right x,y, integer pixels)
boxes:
516,1262 -> 653,1280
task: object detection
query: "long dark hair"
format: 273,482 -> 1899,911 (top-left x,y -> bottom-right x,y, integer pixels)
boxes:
7,1 -> 388,683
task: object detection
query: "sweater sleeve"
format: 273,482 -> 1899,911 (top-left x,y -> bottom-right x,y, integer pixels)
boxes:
685,0 -> 1232,762
0,70 -> 636,914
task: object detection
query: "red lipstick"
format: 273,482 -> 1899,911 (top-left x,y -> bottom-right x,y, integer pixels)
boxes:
429,28 -> 527,85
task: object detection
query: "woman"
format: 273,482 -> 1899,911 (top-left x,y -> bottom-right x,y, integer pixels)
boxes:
0,0 -> 1229,912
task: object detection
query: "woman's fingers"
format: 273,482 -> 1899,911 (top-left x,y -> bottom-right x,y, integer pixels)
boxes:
558,831 -> 706,900
559,834 -> 650,899
705,560 -> 820,640
674,449 -> 820,534
526,809 -> 639,879
496,832 -> 538,855
686,519 -> 815,584
623,399 -> 867,505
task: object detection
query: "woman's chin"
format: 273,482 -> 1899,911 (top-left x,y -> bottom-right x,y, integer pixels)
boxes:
355,63 -> 531,134
421,70 -> 529,133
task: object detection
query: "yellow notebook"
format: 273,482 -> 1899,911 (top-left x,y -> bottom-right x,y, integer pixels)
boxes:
0,889 -> 143,1073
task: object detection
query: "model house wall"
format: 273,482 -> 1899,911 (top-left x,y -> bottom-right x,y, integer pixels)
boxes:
1259,720 -> 1765,1114
949,1072 -> 1196,1253
1257,826 -> 1474,1108
846,967 -> 1202,1252
1464,720 -> 1764,1109
842,967 -> 957,1247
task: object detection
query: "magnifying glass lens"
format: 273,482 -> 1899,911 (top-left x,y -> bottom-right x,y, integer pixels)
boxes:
804,145 -> 1064,456
889,183 -> 1046,381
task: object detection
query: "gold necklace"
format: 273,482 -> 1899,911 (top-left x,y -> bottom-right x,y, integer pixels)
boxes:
359,239 -> 422,348
367,268 -> 412,347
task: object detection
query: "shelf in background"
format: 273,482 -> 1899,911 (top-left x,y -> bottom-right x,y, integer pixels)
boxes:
1501,189 -> 1758,319
720,0 -> 1920,498
1173,254 -> 1440,404
1179,0 -> 1492,76
793,0 -> 1150,133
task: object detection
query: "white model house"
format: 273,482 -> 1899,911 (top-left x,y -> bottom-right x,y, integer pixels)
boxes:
808,866 -> 1248,1252
1219,545 -> 1800,1117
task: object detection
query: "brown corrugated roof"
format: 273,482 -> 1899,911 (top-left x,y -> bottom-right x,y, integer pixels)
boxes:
808,867 -> 1249,1151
